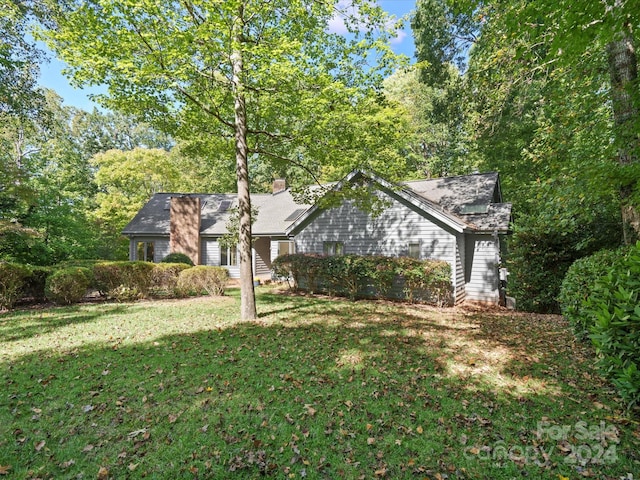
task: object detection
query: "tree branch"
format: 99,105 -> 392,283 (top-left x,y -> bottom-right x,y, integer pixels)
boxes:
249,147 -> 322,185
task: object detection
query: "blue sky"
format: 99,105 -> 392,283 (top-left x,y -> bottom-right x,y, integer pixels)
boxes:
38,0 -> 417,111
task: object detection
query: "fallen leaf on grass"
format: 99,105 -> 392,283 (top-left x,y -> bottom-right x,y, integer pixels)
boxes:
34,440 -> 45,451
367,437 -> 376,445
0,465 -> 11,475
97,466 -> 109,479
128,463 -> 138,471
374,466 -> 387,477
416,425 -> 423,434
127,429 -> 147,439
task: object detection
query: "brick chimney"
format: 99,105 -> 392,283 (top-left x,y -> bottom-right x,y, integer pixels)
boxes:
272,178 -> 286,194
170,195 -> 201,265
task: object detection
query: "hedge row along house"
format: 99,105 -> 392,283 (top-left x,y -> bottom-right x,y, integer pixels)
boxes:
122,170 -> 512,305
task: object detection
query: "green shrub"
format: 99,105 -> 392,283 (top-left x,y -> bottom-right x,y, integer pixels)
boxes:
586,242 -> 640,408
93,261 -> 155,300
150,263 -> 193,297
558,248 -> 624,339
272,254 -> 453,306
23,266 -> 53,302
272,254 -> 323,292
398,257 -> 452,306
507,207 -> 622,313
45,267 -> 92,305
177,266 -> 228,296
55,259 -> 102,269
161,253 -> 194,266
0,262 -> 31,310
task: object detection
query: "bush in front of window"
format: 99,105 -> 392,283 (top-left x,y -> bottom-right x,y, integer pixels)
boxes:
177,266 -> 229,296
272,254 -> 453,306
396,257 -> 452,306
272,254 -> 324,292
161,252 -> 194,266
150,262 -> 193,297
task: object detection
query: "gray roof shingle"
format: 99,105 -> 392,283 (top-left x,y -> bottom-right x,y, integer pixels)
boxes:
122,190 -> 311,236
122,171 -> 511,237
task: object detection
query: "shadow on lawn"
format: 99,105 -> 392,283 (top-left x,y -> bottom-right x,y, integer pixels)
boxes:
1,293 -> 636,479
0,303 -> 130,343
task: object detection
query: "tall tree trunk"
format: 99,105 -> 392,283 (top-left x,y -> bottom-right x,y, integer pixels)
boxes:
608,34 -> 640,244
231,2 -> 257,320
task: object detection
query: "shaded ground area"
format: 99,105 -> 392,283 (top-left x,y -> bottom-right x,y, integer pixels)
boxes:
1,287 -> 638,478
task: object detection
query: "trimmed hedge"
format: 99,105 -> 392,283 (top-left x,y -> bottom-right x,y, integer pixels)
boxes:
558,247 -> 624,339
151,262 -> 193,297
93,261 -> 155,301
45,267 -> 92,305
0,262 -> 31,310
585,242 -> 640,409
0,259 -> 226,309
272,254 -> 453,306
177,266 -> 228,296
161,253 -> 194,266
22,266 -> 53,302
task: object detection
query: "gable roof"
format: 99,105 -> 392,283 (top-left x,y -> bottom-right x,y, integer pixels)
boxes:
286,170 -> 512,235
122,170 -> 512,238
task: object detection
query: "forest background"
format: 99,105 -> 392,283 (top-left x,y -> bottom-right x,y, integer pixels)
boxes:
1,0 -> 638,313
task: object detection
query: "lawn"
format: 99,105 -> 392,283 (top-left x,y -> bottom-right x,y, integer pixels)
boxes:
1,287 -> 639,479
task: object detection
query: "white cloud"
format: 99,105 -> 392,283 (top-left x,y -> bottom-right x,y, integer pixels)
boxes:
327,0 -> 407,40
327,14 -> 349,35
327,0 -> 361,35
390,29 -> 407,45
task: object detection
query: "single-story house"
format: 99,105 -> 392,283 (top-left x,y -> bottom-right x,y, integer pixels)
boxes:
122,170 -> 512,304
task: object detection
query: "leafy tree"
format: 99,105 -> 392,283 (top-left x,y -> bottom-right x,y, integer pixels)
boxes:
455,0 -> 638,241
0,0 -> 47,118
383,66 -> 475,178
1,86 -> 180,264
70,109 -> 174,157
411,0 -> 632,310
44,0 -> 403,319
0,90 -> 101,264
91,147 -> 194,254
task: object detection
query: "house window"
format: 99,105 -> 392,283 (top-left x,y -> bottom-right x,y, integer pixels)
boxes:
278,241 -> 295,256
408,242 -> 421,259
323,241 -> 344,256
136,241 -> 155,262
220,245 -> 238,266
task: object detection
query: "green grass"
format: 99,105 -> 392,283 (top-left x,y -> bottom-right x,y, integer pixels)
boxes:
1,287 -> 639,479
